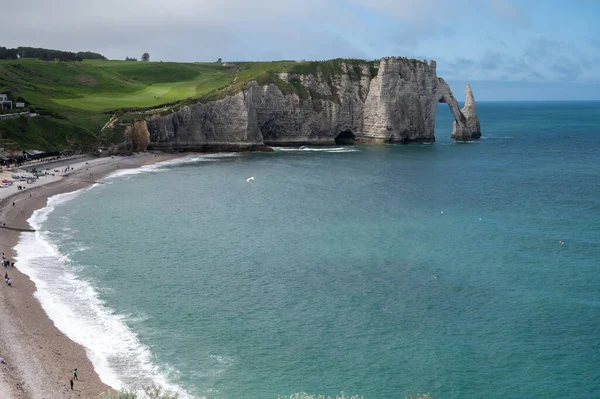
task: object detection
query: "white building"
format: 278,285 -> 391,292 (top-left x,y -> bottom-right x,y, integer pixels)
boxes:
0,94 -> 12,110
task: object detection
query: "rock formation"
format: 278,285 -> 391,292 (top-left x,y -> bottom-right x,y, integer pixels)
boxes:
146,58 -> 481,151
451,84 -> 481,141
125,120 -> 151,151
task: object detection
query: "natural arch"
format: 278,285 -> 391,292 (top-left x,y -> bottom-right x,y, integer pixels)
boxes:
436,79 -> 481,141
335,129 -> 356,145
438,94 -> 466,125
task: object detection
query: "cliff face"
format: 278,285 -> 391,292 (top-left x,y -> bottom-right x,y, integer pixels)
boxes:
147,58 -> 481,151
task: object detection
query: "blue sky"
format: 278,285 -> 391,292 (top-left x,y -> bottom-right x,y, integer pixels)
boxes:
4,0 -> 600,100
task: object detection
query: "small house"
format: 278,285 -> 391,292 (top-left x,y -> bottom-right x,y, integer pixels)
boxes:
0,94 -> 12,110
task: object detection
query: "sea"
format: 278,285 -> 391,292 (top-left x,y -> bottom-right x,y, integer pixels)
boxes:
14,101 -> 600,399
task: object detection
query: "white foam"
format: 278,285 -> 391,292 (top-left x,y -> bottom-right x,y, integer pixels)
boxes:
15,191 -> 194,398
481,135 -> 514,140
455,140 -> 477,144
104,154 -> 240,180
273,146 -> 360,153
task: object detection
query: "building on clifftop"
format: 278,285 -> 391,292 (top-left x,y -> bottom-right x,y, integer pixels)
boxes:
0,94 -> 12,110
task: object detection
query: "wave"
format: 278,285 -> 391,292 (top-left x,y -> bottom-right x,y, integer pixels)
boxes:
480,135 -> 514,140
15,191 -> 194,398
454,140 -> 478,144
281,393 -> 364,399
104,153 -> 241,180
273,146 -> 360,153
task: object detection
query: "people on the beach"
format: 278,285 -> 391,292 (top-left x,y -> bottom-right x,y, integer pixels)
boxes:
73,368 -> 78,380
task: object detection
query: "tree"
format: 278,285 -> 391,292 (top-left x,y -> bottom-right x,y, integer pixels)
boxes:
0,47 -> 18,60
125,57 -> 138,61
142,53 -> 150,62
76,51 -> 106,60
217,58 -> 222,63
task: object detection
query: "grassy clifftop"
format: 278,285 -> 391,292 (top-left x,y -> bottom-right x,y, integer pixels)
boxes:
0,57 -> 396,151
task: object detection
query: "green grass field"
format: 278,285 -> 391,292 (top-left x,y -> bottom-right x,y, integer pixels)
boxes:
53,71 -> 233,111
0,59 -> 235,113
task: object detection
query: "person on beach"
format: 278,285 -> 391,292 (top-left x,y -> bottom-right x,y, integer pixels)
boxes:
6,278 -> 11,287
0,358 -> 7,364
73,368 -> 78,380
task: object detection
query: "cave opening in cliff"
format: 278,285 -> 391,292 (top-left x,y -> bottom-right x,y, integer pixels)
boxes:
335,130 -> 356,145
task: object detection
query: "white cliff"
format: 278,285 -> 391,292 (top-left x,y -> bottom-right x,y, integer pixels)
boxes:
146,58 -> 481,151
451,83 -> 482,141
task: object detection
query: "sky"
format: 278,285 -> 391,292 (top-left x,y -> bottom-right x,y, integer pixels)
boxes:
4,0 -> 600,100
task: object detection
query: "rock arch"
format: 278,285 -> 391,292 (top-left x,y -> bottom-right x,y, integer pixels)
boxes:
437,80 -> 481,141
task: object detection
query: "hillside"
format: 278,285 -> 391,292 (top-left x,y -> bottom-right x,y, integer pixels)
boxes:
0,57 -> 402,152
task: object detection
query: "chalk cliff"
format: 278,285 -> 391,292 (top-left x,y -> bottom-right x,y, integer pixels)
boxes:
451,84 -> 481,141
146,58 -> 481,151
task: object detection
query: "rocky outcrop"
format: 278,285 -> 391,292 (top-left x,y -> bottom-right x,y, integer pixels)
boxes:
146,58 -> 481,151
451,84 -> 481,141
125,120 -> 151,151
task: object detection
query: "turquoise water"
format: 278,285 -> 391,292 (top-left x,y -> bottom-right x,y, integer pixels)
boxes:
18,102 -> 600,398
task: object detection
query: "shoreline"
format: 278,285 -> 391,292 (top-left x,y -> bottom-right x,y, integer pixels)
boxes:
0,153 -> 187,398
